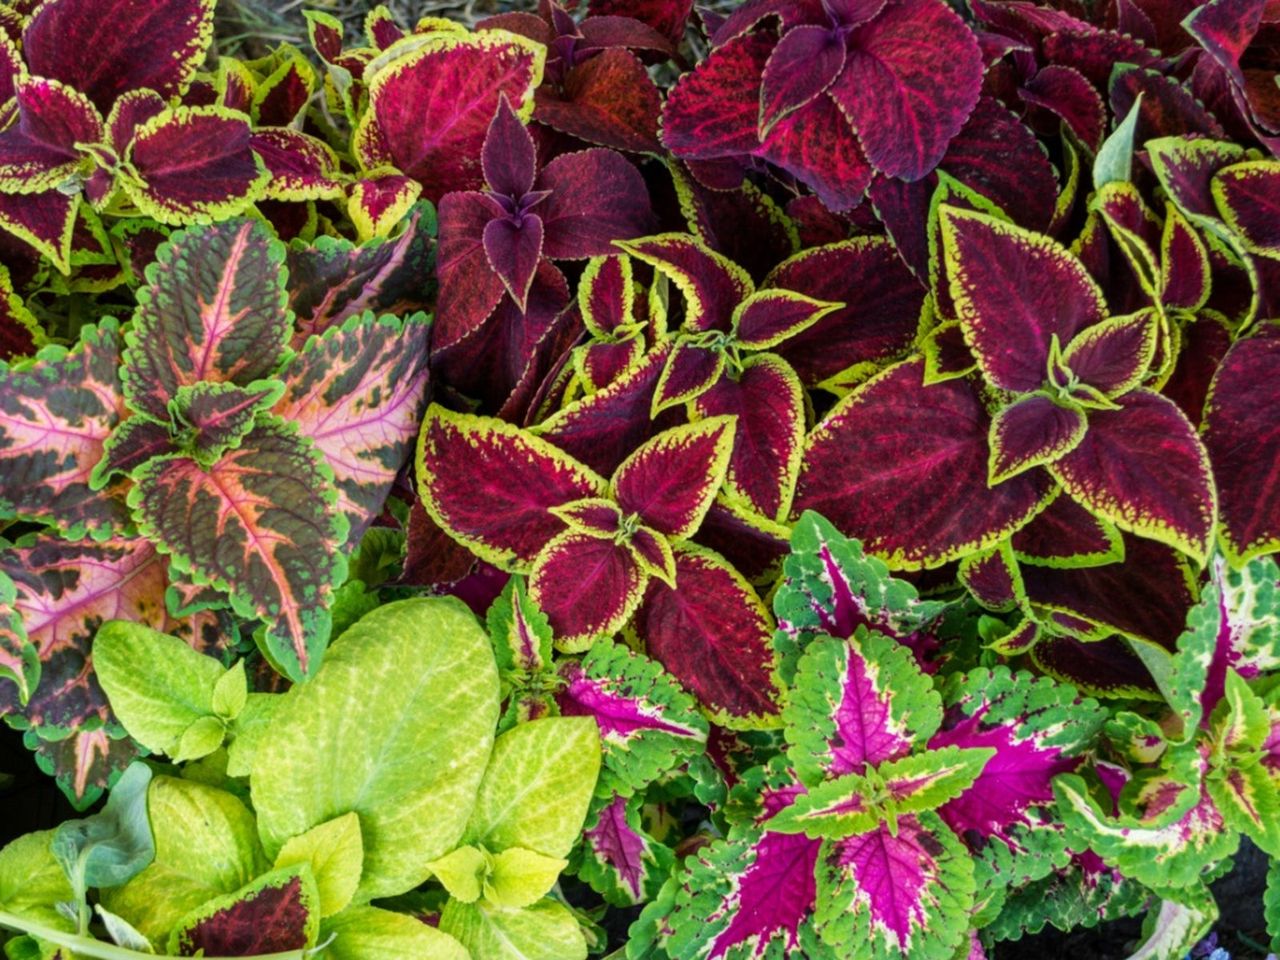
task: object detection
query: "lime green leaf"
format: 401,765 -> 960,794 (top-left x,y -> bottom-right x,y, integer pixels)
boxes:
173,715 -> 226,763
0,830 -> 74,931
321,905 -> 469,960
92,621 -> 225,756
95,904 -> 154,952
485,847 -> 568,909
274,812 -> 364,918
464,716 -> 601,859
252,598 -> 500,901
425,845 -> 487,904
224,693 -> 280,778
211,660 -> 247,721
1207,761 -> 1280,857
439,897 -> 587,960
100,776 -> 267,941
1211,669 -> 1270,757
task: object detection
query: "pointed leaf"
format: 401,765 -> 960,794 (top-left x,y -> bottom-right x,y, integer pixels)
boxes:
273,813 -> 364,919
829,0 -> 983,181
612,417 -> 734,538
321,906 -> 469,960
484,215 -> 543,309
0,78 -> 102,190
1010,494 -> 1124,569
796,360 -> 1053,568
1061,309 -> 1158,396
940,206 -> 1107,393
348,172 -> 422,241
1050,389 -> 1216,563
635,544 -> 782,727
483,94 -> 537,198
733,289 -> 841,350
760,25 -> 846,135
528,531 -> 646,645
129,419 -> 347,681
0,319 -> 128,536
355,30 -> 545,202
989,395 -> 1087,485
653,340 -> 724,413
538,148 -> 656,259
172,380 -> 282,460
616,233 -> 753,333
123,219 -> 289,421
167,863 -> 319,955
573,792 -> 674,906
275,312 -> 430,541
1213,161 -> 1280,258
439,897 -> 587,960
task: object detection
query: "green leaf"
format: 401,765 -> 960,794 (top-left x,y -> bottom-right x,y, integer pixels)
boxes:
273,812 -> 364,918
224,693 -> 280,778
1267,855 -> 1280,951
52,761 -> 154,893
92,620 -> 225,756
172,715 -> 226,763
464,716 -> 602,860
1127,894 -> 1216,960
1210,669 -> 1270,757
0,830 -> 75,931
485,847 -> 568,909
100,776 -> 267,942
95,904 -> 154,952
439,897 -> 587,960
877,746 -> 995,811
320,905 -> 470,960
252,597 -> 500,901
488,575 -> 555,682
211,660 -> 247,721
425,845 -> 487,904
1207,761 -> 1280,857
1094,93 -> 1143,191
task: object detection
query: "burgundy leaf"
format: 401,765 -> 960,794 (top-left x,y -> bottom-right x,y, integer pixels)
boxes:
484,215 -> 544,309
530,532 -> 645,642
989,395 -> 1087,484
1019,64 -> 1106,150
483,94 -> 538,199
1010,493 -> 1123,568
612,417 -> 734,539
434,191 -> 510,351
536,49 -> 664,154
760,25 -> 846,135
538,148 -> 655,258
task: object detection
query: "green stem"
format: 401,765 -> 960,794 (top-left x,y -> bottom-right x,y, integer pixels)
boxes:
0,910 -> 312,960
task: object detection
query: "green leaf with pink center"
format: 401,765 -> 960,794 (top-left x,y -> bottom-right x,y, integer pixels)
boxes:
571,791 -> 675,906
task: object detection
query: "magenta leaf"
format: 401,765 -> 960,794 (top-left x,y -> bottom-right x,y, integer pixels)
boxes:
538,148 -> 656,258
23,0 -> 215,112
760,25 -> 847,135
573,792 -> 676,906
796,360 -> 1052,569
0,78 -> 103,190
534,48 -> 664,154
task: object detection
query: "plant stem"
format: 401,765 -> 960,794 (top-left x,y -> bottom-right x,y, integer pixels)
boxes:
0,910 -> 312,960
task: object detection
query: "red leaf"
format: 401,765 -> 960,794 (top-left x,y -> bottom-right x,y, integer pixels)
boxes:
636,545 -> 781,725
796,360 -> 1052,568
535,48 -> 664,154
760,25 -> 847,135
435,191 -> 510,351
1011,493 -> 1124,568
1019,64 -> 1106,150
483,94 -> 538,198
0,78 -> 102,188
612,418 -> 735,538
530,532 -> 645,642
538,148 -> 655,258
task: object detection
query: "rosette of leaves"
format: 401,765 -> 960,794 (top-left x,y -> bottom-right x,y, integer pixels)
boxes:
417,405 -> 786,727
0,0 -> 277,273
661,0 -> 985,211
0,598 -> 603,959
0,217 -> 431,804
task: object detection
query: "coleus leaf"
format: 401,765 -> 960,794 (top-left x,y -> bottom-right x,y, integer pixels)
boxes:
416,405 -> 606,570
557,639 -> 708,794
572,791 -> 675,906
988,395 -> 1087,485
1049,390 -> 1217,564
23,0 -> 215,113
534,47 -> 664,154
1010,493 -> 1125,569
814,812 -> 975,960
122,106 -> 268,225
528,531 -> 646,644
129,418 -> 348,682
635,544 -> 782,728
348,171 -> 423,242
795,359 -> 1053,569
784,633 -> 941,785
1213,161 -> 1280,259
273,311 -> 431,542
1059,309 -> 1158,397
488,575 -> 554,684
122,218 -> 290,422
772,511 -> 948,685
167,863 -> 320,956
930,667 -> 1105,842
170,380 -> 283,463
611,416 -> 735,539
939,205 -> 1107,393
0,319 -> 129,538
617,232 -> 753,333
1203,554 -> 1280,716
354,29 -> 546,202
1202,329 -> 1280,565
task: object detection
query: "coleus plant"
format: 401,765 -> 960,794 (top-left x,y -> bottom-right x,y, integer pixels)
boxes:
417,405 -> 785,726
0,597 -> 603,960
0,217 -> 430,805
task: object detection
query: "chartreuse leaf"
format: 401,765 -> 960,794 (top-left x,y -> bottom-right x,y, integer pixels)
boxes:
174,715 -> 227,763
253,599 -> 499,902
224,693 -> 280,778
0,830 -> 75,931
1127,894 -> 1217,960
321,905 -> 469,960
91,620 -> 226,757
1267,857 -> 1280,951
166,862 -> 320,955
440,897 -> 587,960
94,903 -> 153,952
464,716 -> 602,859
211,660 -> 247,721
1210,668 -> 1270,757
426,845 -> 487,903
273,812 -> 364,918
485,847 -> 569,908
1208,759 -> 1280,857
100,776 -> 267,943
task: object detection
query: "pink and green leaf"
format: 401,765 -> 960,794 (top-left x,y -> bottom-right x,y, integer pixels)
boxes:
988,395 -> 1087,485
559,639 -> 708,793
940,206 -> 1107,393
611,417 -> 735,539
273,311 -> 430,541
172,380 -> 283,461
815,813 -> 974,960
122,219 -> 290,421
1049,389 -> 1217,564
573,792 -> 676,907
784,632 -> 940,784
796,359 -> 1053,569
635,544 -> 782,728
129,419 -> 347,681
0,319 -> 129,537
416,405 -> 606,570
